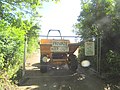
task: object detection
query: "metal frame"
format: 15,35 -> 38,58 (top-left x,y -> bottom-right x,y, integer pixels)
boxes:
41,29 -> 80,38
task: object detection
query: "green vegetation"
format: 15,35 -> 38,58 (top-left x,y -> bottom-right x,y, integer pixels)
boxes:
0,19 -> 25,89
0,0 -> 59,89
74,0 -> 120,85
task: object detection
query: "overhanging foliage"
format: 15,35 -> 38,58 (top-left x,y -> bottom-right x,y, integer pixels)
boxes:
74,0 -> 120,79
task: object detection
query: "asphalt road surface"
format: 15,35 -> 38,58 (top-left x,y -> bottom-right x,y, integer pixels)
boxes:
18,52 -> 106,90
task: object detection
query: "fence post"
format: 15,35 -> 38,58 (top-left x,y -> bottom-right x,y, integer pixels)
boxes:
23,35 -> 27,77
96,36 -> 101,74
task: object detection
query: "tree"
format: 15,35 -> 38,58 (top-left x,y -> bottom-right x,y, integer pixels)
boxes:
0,0 -> 59,89
74,0 -> 120,77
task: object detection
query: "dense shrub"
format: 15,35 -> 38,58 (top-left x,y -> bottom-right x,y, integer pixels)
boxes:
105,50 -> 120,75
0,18 -> 39,90
0,20 -> 25,89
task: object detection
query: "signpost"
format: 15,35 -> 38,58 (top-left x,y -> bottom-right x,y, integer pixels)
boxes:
84,38 -> 101,74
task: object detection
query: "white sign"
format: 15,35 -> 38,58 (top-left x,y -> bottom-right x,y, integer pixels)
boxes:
51,46 -> 69,52
51,40 -> 69,52
52,40 -> 68,46
85,42 -> 95,56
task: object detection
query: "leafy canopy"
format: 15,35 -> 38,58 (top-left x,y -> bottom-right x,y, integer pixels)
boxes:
74,0 -> 120,75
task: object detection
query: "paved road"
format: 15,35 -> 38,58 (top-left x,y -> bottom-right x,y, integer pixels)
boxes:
18,52 -> 106,90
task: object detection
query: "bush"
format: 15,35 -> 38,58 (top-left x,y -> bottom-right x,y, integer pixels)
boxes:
0,17 -> 39,89
0,20 -> 25,89
105,50 -> 120,75
0,72 -> 18,90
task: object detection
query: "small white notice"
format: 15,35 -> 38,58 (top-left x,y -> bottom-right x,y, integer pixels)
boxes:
85,42 -> 95,56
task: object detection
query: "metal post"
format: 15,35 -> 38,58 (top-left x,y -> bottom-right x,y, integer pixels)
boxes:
23,35 -> 27,77
96,36 -> 101,74
96,37 -> 99,72
99,37 -> 101,74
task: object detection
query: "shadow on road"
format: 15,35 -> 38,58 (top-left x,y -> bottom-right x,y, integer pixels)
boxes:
32,63 -> 40,68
